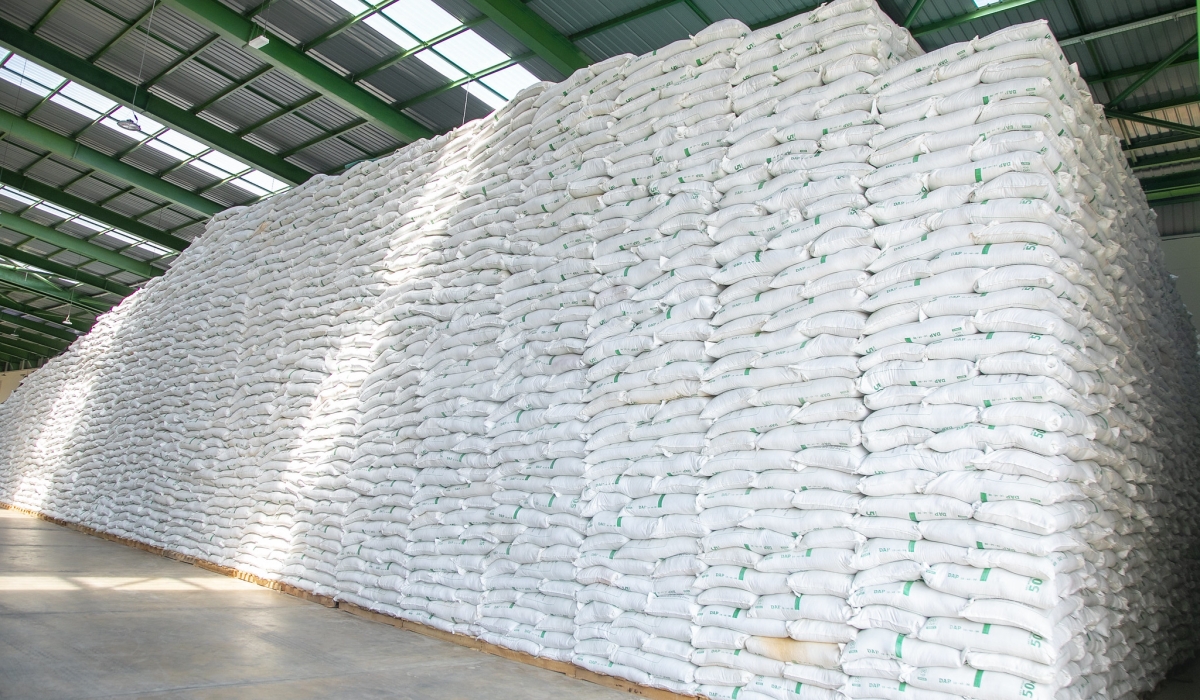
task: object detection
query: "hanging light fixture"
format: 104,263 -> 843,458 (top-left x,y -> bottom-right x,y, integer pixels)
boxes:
116,115 -> 141,132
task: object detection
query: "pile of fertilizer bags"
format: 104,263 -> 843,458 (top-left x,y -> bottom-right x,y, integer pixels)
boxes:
1,1 -> 1198,699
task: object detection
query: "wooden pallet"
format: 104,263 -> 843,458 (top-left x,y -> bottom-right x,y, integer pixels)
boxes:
1,501 -> 695,700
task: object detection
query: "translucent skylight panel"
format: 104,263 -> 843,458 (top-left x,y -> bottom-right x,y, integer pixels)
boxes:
50,94 -> 102,120
382,0 -> 459,42
58,97 -> 110,123
200,151 -> 247,175
58,83 -> 116,114
0,68 -> 51,97
231,178 -> 271,197
415,49 -> 466,80
329,0 -> 369,14
72,217 -> 109,233
464,83 -> 506,109
188,159 -> 230,180
2,55 -> 63,92
32,202 -> 74,220
136,241 -> 172,256
435,31 -> 508,74
364,15 -> 419,49
157,130 -> 206,156
101,229 -> 142,246
240,170 -> 289,193
480,64 -> 538,100
973,0 -> 1006,5
0,187 -> 39,207
143,138 -> 191,162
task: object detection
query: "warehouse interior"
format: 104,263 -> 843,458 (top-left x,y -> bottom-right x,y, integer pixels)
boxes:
0,0 -> 1193,370
0,0 -> 1198,698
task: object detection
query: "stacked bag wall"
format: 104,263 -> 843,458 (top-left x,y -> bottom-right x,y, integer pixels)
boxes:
0,2 -> 1197,700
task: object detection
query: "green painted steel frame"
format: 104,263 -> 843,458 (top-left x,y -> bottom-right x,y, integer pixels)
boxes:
910,0 -> 1043,37
0,111 -> 221,216
1107,34 -> 1198,107
463,0 -> 590,76
0,242 -> 134,297
0,211 -> 160,280
0,19 -> 308,185
0,171 -> 189,252
1106,110 -> 1200,138
0,266 -> 111,313
0,295 -> 90,332
0,309 -> 78,342
162,0 -> 434,144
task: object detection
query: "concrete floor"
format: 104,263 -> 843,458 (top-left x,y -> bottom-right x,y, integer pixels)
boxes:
0,510 -> 626,700
2,509 -> 1197,700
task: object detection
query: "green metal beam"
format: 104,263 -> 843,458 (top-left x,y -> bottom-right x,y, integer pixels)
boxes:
683,0 -> 711,26
0,350 -> 21,367
0,242 -> 134,297
0,211 -> 161,279
0,339 -> 39,362
1141,169 -> 1200,190
0,18 -> 310,186
1130,147 -> 1200,170
0,324 -> 65,353
279,119 -> 365,158
904,0 -> 930,28
1089,55 -> 1195,85
910,0 -> 1042,38
1107,35 -> 1198,107
572,0 -> 683,40
0,266 -> 110,313
0,170 -> 189,252
397,54 -> 529,110
354,19 -> 486,81
1060,7 -> 1197,47
1106,110 -> 1200,138
0,110 -> 221,216
0,309 -> 79,342
1124,129 -> 1198,152
1148,191 -> 1200,207
162,0 -> 434,144
0,296 -> 90,333
463,0 -> 590,76
31,0 -> 70,33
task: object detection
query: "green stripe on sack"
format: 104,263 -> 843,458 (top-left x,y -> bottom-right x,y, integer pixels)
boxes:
903,580 -> 914,595
974,669 -> 985,687
974,167 -> 982,182
980,568 -> 990,582
739,567 -> 747,580
895,634 -> 904,659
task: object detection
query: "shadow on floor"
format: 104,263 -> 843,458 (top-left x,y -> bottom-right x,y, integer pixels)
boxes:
0,510 -> 625,700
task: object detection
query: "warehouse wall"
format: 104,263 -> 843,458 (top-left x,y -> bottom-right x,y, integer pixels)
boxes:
1160,233 -> 1200,325
0,369 -> 32,404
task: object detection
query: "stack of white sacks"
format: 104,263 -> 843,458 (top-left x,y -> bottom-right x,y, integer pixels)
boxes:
0,1 -> 1197,699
